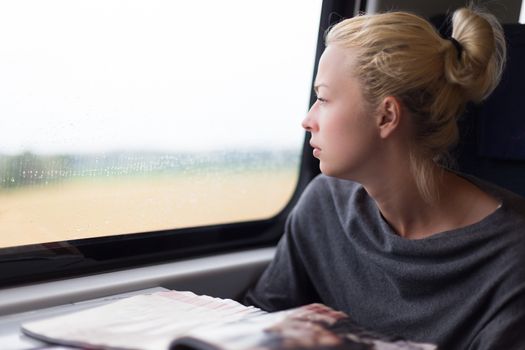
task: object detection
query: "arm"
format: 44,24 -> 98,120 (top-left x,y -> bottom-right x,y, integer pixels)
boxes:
468,281 -> 525,349
243,210 -> 321,312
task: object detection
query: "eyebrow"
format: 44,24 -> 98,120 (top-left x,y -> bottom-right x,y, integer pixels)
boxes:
313,83 -> 329,94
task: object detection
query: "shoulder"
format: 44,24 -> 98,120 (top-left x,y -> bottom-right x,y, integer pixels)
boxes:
294,174 -> 364,211
466,176 -> 525,272
461,173 -> 525,218
289,175 -> 375,229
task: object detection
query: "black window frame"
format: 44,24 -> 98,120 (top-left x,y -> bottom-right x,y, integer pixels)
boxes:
0,0 -> 357,289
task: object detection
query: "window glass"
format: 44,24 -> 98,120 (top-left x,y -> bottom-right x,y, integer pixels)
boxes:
0,0 -> 322,247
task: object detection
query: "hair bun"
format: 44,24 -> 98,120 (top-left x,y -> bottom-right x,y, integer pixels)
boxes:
447,37 -> 463,59
443,7 -> 506,103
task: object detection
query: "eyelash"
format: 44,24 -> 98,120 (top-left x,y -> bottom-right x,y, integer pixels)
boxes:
316,96 -> 327,103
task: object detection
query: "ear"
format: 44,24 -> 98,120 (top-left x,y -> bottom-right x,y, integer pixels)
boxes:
376,96 -> 402,139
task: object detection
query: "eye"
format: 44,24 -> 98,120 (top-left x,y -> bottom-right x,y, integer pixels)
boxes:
316,96 -> 327,103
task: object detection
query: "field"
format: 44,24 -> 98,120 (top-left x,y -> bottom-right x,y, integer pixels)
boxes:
0,169 -> 298,248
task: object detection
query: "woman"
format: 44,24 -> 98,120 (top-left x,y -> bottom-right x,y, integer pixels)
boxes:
244,7 -> 525,350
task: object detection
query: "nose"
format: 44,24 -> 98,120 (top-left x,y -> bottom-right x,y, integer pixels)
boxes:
302,107 -> 316,132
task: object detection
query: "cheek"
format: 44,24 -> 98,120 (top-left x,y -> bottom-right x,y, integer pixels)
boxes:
325,114 -> 368,149
327,114 -> 378,164
330,127 -> 356,153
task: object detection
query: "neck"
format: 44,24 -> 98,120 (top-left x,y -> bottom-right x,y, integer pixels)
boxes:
361,166 -> 500,240
361,163 -> 445,240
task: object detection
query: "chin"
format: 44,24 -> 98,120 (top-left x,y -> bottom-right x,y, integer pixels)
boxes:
319,163 -> 355,180
319,163 -> 340,177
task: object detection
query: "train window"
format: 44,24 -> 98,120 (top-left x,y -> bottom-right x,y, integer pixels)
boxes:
0,1 -> 322,248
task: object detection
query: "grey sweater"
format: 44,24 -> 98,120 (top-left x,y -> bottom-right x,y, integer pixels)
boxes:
245,174 -> 525,350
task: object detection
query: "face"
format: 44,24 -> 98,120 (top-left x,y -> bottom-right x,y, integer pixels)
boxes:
302,45 -> 381,180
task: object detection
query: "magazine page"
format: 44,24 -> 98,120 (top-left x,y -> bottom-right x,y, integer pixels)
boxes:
22,291 -> 438,350
172,303 -> 438,350
21,290 -> 265,350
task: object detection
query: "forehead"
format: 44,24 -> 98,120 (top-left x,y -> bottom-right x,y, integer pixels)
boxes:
315,45 -> 357,90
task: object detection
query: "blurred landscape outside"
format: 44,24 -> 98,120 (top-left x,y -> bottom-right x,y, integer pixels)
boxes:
0,151 -> 299,247
0,0 -> 321,248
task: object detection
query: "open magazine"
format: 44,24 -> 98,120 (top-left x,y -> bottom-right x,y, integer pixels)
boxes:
21,290 -> 438,350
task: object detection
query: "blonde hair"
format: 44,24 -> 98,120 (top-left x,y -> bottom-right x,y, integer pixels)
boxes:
325,7 -> 506,202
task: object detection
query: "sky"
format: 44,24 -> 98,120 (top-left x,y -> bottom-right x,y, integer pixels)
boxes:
0,0 -> 322,155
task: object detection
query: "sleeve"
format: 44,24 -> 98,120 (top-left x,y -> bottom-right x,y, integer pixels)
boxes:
243,209 -> 321,312
467,300 -> 525,349
467,278 -> 525,349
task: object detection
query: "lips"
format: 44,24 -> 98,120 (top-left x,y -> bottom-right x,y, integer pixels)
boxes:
310,142 -> 321,158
